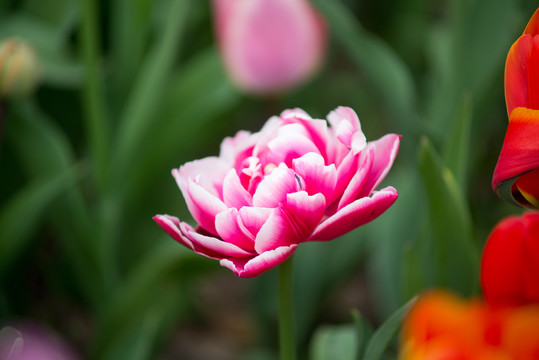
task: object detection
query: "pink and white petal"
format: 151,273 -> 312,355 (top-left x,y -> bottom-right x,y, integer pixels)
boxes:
285,191 -> 326,239
153,214 -> 195,249
222,169 -> 253,208
252,164 -> 299,208
332,151 -> 360,204
351,130 -> 367,155
254,207 -> 301,253
281,112 -> 330,158
264,130 -> 320,167
337,147 -> 374,210
309,186 -> 398,241
184,223 -> 254,257
219,130 -> 255,166
220,244 -> 297,278
215,208 -> 256,251
292,152 -> 337,201
175,156 -> 230,198
186,179 -> 228,235
281,108 -> 312,120
239,206 -> 273,238
327,107 -> 364,150
357,134 -> 401,198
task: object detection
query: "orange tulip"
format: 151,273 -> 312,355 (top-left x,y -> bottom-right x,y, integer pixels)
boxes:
480,211 -> 539,308
400,291 -> 539,360
492,8 -> 539,208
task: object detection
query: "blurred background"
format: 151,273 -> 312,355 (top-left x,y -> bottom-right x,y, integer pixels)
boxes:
0,0 -> 537,359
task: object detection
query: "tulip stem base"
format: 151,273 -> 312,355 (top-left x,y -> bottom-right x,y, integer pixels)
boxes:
279,256 -> 296,360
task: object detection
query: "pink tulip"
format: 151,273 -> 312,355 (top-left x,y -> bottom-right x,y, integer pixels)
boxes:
212,0 -> 327,94
154,107 -> 400,277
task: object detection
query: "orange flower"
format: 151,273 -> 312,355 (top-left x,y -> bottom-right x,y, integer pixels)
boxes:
492,8 -> 539,208
480,211 -> 539,308
400,291 -> 539,360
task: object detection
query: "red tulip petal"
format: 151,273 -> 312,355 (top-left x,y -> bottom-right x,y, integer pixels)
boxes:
514,168 -> 539,208
523,8 -> 539,36
492,108 -> 539,201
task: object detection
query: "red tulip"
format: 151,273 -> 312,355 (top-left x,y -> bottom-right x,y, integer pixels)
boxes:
492,8 -> 539,208
212,0 -> 327,94
400,290 -> 539,360
481,211 -> 539,307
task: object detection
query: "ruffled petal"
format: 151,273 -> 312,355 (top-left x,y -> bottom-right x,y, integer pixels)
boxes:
285,191 -> 326,240
215,208 -> 256,251
254,208 -> 299,253
281,110 -> 330,158
220,245 -> 297,278
292,152 -> 337,202
327,106 -> 366,154
222,169 -> 253,208
309,186 -> 398,241
356,134 -> 401,198
174,157 -> 229,198
252,164 -> 300,207
337,146 -> 374,210
239,206 -> 273,238
184,179 -> 228,235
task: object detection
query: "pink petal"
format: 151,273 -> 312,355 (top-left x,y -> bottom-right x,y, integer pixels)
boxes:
185,179 -> 227,235
285,191 -> 326,239
153,215 -> 224,260
222,169 -> 253,208
252,164 -> 300,207
357,134 -> 401,198
220,245 -> 297,278
309,186 -> 398,241
337,147 -> 374,210
215,208 -> 256,251
281,111 -> 330,158
327,106 -> 366,153
185,222 -> 254,257
254,208 -> 300,253
219,130 -> 257,169
292,152 -> 337,202
261,124 -> 320,167
239,206 -> 273,237
174,157 -> 229,198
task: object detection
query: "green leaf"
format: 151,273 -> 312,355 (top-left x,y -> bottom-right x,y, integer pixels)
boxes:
113,0 -> 191,183
443,93 -> 472,193
418,137 -> 479,296
0,165 -> 81,277
362,297 -> 416,360
120,47 -> 240,201
310,324 -> 358,360
351,310 -> 373,360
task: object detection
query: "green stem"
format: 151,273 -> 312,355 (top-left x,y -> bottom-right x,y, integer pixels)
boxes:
279,256 -> 296,360
81,0 -> 109,190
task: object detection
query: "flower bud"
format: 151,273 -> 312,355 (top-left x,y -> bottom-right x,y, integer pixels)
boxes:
0,38 -> 40,98
212,0 -> 327,95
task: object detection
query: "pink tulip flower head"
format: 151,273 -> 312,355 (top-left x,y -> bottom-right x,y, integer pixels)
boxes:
154,107 -> 400,277
212,0 -> 327,94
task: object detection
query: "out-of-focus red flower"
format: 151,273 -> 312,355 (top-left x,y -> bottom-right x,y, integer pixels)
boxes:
400,290 -> 539,360
212,0 -> 327,94
481,211 -> 539,307
493,8 -> 539,208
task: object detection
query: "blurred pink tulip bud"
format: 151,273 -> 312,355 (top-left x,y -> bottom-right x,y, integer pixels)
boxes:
155,107 -> 400,277
212,0 -> 328,94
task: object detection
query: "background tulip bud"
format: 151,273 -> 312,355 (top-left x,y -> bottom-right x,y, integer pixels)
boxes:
481,211 -> 539,307
212,0 -> 327,94
0,38 -> 40,98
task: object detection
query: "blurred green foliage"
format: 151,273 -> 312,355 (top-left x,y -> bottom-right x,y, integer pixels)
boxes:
0,0 -> 536,359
